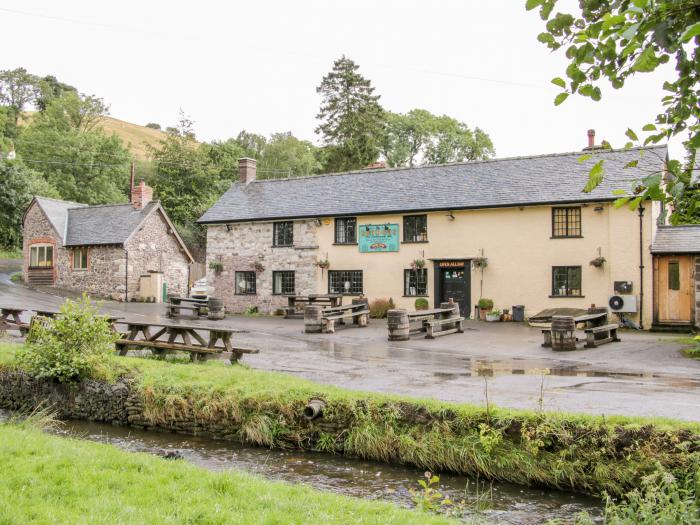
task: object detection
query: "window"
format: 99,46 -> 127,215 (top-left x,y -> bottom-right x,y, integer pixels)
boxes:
334,217 -> 357,244
552,266 -> 582,297
235,271 -> 256,294
273,221 -> 294,247
329,270 -> 363,295
404,269 -> 428,296
668,261 -> 680,291
29,244 -> 53,268
72,247 -> 88,270
552,207 -> 582,238
273,271 -> 295,295
403,215 -> 428,242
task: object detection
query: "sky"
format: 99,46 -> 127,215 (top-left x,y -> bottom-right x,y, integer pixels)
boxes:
0,0 -> 683,160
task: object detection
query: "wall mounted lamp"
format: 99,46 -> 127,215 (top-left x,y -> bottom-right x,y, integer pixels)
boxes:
226,224 -> 233,232
594,206 -> 604,212
446,211 -> 455,221
314,218 -> 322,227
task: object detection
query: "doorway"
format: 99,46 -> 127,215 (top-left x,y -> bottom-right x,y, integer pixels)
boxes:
655,255 -> 693,324
433,260 -> 470,317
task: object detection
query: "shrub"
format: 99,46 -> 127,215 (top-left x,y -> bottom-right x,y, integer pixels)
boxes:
17,296 -> 119,383
477,298 -> 493,310
414,298 -> 429,310
369,298 -> 395,319
244,305 -> 259,316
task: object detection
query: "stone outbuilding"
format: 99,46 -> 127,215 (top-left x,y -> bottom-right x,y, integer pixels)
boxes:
22,180 -> 194,301
650,225 -> 700,330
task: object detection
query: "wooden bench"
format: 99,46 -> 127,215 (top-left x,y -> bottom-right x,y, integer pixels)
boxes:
286,295 -> 343,319
166,303 -> 202,318
320,303 -> 369,333
0,307 -> 30,335
425,316 -> 465,339
115,338 -> 258,363
584,324 -> 620,348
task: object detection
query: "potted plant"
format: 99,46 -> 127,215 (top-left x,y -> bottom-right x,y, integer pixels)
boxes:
317,259 -> 330,270
252,261 -> 265,273
471,256 -> 488,270
486,309 -> 502,322
410,258 -> 426,272
477,298 -> 493,321
208,260 -> 223,275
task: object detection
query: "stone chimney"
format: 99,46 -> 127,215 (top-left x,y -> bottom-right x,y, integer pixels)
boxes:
238,158 -> 257,184
131,179 -> 153,209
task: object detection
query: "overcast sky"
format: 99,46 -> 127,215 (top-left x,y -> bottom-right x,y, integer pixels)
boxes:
0,0 -> 682,159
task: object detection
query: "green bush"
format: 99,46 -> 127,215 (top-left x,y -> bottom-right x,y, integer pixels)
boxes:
369,298 -> 395,319
17,296 -> 119,383
477,298 -> 493,310
244,305 -> 259,316
414,298 -> 429,310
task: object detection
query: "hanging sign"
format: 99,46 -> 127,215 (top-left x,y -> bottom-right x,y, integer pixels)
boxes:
359,224 -> 399,253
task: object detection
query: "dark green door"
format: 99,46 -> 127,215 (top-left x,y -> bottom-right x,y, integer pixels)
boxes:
439,264 -> 470,316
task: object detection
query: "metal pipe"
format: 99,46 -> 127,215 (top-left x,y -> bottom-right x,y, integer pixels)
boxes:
124,249 -> 129,302
303,398 -> 326,420
638,205 -> 645,329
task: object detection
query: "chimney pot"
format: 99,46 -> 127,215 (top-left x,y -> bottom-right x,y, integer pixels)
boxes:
131,178 -> 153,209
587,129 -> 595,149
238,158 -> 257,184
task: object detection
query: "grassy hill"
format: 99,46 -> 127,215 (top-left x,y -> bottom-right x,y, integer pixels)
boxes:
97,115 -> 166,160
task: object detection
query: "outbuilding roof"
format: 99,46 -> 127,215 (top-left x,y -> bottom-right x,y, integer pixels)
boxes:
33,196 -> 87,242
651,225 -> 700,254
198,145 -> 668,224
64,202 -> 158,246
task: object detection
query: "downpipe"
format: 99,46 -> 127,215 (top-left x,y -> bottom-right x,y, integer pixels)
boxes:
303,398 -> 326,421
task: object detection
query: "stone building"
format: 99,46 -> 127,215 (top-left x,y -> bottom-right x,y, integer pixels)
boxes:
199,138 -> 669,328
650,225 -> 700,330
22,180 -> 194,300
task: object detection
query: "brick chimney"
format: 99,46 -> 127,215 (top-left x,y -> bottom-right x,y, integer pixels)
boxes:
238,158 -> 257,184
587,129 -> 595,149
131,179 -> 153,209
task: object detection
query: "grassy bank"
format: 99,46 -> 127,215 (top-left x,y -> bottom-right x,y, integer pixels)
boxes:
0,423 -> 453,525
1,342 -> 699,499
0,247 -> 21,259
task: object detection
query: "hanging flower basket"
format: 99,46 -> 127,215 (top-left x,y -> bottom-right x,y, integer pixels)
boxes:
472,256 -> 488,270
410,258 -> 426,272
253,261 -> 265,273
317,259 -> 330,270
208,261 -> 223,275
589,256 -> 606,268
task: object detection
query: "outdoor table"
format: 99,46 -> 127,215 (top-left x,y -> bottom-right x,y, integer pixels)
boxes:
0,307 -> 30,334
286,294 -> 343,317
573,312 -> 607,328
32,309 -> 123,331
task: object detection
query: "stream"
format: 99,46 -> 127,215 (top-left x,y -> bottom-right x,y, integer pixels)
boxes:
1,412 -> 604,524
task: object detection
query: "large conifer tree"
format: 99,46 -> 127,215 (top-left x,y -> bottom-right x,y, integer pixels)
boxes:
315,56 -> 385,172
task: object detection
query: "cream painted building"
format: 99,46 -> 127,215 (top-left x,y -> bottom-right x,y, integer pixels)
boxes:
199,145 -> 667,328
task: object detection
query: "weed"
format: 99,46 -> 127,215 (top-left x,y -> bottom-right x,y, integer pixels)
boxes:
244,305 -> 259,316
369,298 -> 396,319
410,472 -> 460,514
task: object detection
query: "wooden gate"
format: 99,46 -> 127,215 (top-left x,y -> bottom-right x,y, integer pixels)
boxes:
654,255 -> 693,324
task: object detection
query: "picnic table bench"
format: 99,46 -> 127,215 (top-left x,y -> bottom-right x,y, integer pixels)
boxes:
0,307 -> 30,335
115,320 -> 257,363
286,294 -> 343,319
32,309 -> 123,331
304,301 -> 369,333
406,305 -> 464,339
541,309 -> 620,350
166,297 -> 209,318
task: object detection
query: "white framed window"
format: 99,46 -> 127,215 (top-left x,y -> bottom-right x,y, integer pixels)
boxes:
73,247 -> 89,270
29,244 -> 54,268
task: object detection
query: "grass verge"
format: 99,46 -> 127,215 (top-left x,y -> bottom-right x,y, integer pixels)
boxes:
1,342 -> 699,499
0,423 -> 452,524
0,247 -> 21,259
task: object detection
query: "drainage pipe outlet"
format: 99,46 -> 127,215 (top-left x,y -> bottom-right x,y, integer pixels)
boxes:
303,398 -> 326,420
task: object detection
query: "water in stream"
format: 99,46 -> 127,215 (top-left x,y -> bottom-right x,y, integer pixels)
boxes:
5,414 -> 604,524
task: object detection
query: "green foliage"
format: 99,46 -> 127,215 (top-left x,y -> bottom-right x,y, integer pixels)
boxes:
415,298 -> 430,310
145,122 -> 161,130
477,298 -> 494,310
0,67 -> 38,136
244,305 -> 259,316
316,56 -> 385,172
16,296 -> 119,383
382,109 -> 495,168
0,159 -> 59,250
369,298 -> 395,318
528,0 -> 700,223
682,336 -> 700,360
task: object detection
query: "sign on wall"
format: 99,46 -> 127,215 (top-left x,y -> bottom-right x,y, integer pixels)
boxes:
359,224 -> 399,253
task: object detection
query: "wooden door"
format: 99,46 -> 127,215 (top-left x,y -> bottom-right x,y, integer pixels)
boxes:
657,255 -> 693,323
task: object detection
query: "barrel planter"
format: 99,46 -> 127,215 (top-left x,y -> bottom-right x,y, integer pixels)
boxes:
440,302 -> 459,330
304,305 -> 323,333
551,315 -> 576,351
387,309 -> 410,341
207,298 -> 225,320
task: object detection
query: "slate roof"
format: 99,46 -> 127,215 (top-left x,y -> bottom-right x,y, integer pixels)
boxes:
34,196 -> 87,242
63,202 -> 158,247
651,225 -> 700,254
198,145 -> 668,224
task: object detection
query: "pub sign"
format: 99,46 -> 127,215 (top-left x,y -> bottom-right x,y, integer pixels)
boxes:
359,224 -> 399,253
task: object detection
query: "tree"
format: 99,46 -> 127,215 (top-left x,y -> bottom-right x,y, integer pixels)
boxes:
0,159 -> 60,249
527,0 -> 700,221
316,56 -> 386,172
34,75 -> 77,111
145,122 -> 161,130
381,109 -> 495,167
0,68 -> 38,136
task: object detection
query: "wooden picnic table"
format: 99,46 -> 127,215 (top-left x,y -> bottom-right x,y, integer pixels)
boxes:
0,307 -> 30,335
542,309 -> 619,350
286,294 -> 343,318
32,309 -> 123,330
115,320 -> 257,363
405,306 -> 464,339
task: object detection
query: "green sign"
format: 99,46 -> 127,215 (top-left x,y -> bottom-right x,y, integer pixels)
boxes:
359,224 -> 399,253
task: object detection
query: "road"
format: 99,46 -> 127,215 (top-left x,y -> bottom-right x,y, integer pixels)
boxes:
2,259 -> 700,421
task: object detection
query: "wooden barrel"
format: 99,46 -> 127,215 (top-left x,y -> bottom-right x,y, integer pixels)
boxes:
304,305 -> 323,333
207,298 -> 225,320
387,309 -> 409,340
551,315 -> 576,351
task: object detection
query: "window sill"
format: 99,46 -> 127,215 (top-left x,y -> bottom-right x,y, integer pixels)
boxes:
272,293 -> 295,296
72,268 -> 88,272
549,295 -> 585,298
272,245 -> 294,248
235,293 -> 257,296
329,293 -> 364,296
401,240 -> 429,244
550,236 -> 583,239
333,243 -> 358,246
403,295 -> 429,298
28,266 -> 54,270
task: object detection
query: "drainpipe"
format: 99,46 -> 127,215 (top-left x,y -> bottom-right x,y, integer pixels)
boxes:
638,206 -> 644,329
125,249 -> 129,302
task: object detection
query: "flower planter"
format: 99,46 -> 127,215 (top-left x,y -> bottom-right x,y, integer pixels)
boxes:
485,313 -> 501,322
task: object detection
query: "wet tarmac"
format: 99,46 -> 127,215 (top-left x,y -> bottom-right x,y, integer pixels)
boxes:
2,259 -> 700,421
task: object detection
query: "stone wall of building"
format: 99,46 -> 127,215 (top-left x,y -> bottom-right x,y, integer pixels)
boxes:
22,202 -> 63,285
206,220 -> 320,313
125,209 -> 190,299
58,246 -> 126,299
696,255 -> 700,327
